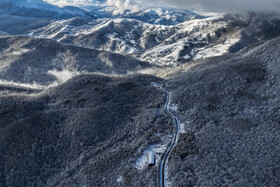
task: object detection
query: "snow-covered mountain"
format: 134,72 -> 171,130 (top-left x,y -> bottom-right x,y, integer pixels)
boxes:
0,0 -> 96,19
28,13 -> 280,66
27,14 -> 230,66
1,0 -> 62,11
0,0 -> 201,24
0,0 -> 96,34
121,8 -> 205,25
91,7 -> 205,25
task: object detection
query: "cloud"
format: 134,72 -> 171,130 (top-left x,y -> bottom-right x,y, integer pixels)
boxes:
44,0 -> 280,13
48,69 -> 80,83
153,0 -> 280,13
43,0 -> 98,7
106,0 -> 140,14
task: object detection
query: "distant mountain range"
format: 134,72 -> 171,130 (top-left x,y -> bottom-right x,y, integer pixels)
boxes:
0,0 -> 96,19
0,0 -> 203,25
93,7 -> 205,25
0,0 -> 209,37
27,13 -> 280,66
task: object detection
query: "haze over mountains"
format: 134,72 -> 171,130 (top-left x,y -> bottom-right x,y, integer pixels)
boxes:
0,0 -> 279,187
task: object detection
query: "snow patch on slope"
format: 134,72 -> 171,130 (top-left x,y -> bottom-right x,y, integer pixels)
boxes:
141,16 -> 240,66
0,79 -> 46,89
193,35 -> 241,61
135,144 -> 168,170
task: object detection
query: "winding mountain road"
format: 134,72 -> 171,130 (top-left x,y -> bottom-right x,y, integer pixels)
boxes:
158,88 -> 181,187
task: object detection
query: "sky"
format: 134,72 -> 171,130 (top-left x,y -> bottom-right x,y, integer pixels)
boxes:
44,0 -> 280,13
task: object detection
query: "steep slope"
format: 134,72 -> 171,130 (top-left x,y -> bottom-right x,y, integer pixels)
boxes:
0,74 -> 172,186
0,36 -> 153,86
165,36 -> 280,186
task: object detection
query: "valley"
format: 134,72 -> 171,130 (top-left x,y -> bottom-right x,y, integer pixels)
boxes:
0,0 -> 279,186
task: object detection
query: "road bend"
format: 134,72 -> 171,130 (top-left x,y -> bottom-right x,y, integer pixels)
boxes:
158,88 -> 180,187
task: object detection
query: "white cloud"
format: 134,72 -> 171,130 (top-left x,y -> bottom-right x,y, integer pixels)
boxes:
43,0 -> 97,7
44,0 -> 142,14
48,69 -> 80,83
105,0 -> 140,14
44,0 -> 280,13
153,0 -> 280,13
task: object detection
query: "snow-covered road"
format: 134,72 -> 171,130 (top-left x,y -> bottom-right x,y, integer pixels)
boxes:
157,85 -> 181,187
